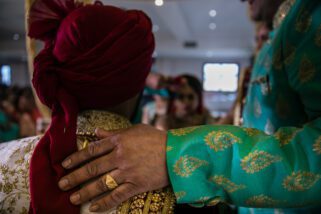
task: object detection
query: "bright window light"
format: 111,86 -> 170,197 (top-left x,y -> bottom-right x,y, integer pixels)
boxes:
203,63 -> 239,92
1,65 -> 11,86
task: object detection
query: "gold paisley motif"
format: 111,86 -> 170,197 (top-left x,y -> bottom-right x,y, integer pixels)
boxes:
295,8 -> 312,33
275,129 -> 298,146
205,131 -> 241,152
246,195 -> 280,207
315,25 -> 321,47
167,146 -> 173,152
283,43 -> 296,65
207,197 -> 222,206
174,191 -> 186,201
283,171 -> 321,191
272,48 -> 283,71
170,127 -> 198,136
241,151 -> 282,174
299,56 -> 316,84
243,128 -> 261,137
273,0 -> 296,29
173,156 -> 208,177
313,136 -> 321,155
209,175 -> 246,193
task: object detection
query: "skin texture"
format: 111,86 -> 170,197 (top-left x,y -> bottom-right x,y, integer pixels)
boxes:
59,125 -> 168,212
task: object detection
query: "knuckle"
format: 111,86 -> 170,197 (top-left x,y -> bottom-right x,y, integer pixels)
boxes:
85,163 -> 99,177
96,177 -> 108,192
86,141 -> 99,157
110,190 -> 124,204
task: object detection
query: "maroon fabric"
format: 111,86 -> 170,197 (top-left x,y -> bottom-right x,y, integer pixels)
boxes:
27,0 -> 154,213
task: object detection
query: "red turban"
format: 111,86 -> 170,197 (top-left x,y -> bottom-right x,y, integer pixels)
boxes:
27,0 -> 155,213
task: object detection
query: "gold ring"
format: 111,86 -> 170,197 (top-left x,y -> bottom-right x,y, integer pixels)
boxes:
105,174 -> 118,190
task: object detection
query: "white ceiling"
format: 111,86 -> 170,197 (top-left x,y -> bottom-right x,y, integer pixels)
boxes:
0,0 -> 255,59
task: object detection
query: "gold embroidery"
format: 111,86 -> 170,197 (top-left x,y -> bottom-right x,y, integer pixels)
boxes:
273,48 -> 283,71
273,0 -> 296,29
167,146 -> 173,152
170,126 -> 198,136
0,136 -> 39,213
207,197 -> 222,206
205,131 -> 241,152
295,8 -> 312,33
284,43 -> 296,65
315,25 -> 321,47
243,128 -> 261,136
299,56 -> 316,84
246,195 -> 280,207
272,43 -> 295,70
195,196 -> 210,205
209,175 -> 246,193
173,156 -> 208,177
313,136 -> 321,155
283,171 -> 321,191
275,128 -> 298,146
241,150 -> 282,174
174,191 -> 186,201
77,111 -> 176,214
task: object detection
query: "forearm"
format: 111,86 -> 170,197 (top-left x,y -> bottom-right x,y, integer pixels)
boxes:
166,123 -> 321,208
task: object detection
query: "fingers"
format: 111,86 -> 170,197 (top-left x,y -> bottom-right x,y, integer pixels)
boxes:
69,170 -> 123,205
89,183 -> 138,212
59,152 -> 117,191
95,128 -> 123,139
62,136 -> 118,169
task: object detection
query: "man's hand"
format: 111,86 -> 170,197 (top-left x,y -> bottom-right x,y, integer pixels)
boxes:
58,124 -> 169,212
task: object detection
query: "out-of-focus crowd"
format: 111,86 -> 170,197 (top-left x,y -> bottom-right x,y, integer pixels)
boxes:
0,84 -> 49,142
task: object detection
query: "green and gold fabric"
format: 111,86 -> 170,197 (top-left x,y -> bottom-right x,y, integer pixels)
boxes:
166,0 -> 321,213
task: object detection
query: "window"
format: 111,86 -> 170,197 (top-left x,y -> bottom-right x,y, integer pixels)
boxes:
203,63 -> 239,92
0,65 -> 11,86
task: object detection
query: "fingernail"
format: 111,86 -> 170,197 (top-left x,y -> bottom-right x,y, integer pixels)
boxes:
62,158 -> 71,168
58,178 -> 69,189
89,204 -> 100,212
70,193 -> 80,205
94,128 -> 101,136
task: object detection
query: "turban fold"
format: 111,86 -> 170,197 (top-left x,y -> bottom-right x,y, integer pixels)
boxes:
28,0 -> 155,213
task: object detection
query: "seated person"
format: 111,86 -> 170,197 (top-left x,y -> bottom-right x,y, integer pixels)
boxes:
0,0 -> 175,213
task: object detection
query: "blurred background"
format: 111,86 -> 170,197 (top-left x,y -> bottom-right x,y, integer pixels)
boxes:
0,0 -> 256,141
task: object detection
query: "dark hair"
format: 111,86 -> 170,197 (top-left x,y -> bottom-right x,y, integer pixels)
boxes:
169,74 -> 204,114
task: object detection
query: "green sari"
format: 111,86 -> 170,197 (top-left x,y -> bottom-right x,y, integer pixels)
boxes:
166,0 -> 321,213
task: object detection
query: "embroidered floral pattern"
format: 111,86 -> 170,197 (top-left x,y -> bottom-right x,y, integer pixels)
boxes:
313,136 -> 321,155
295,8 -> 312,33
174,191 -> 186,201
209,175 -> 246,193
299,56 -> 316,84
205,131 -> 241,152
243,128 -> 261,137
275,128 -> 299,146
283,171 -> 321,191
170,127 -> 199,136
241,151 -> 282,174
173,156 -> 208,177
167,146 -> 173,152
246,195 -> 281,207
0,136 -> 39,213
